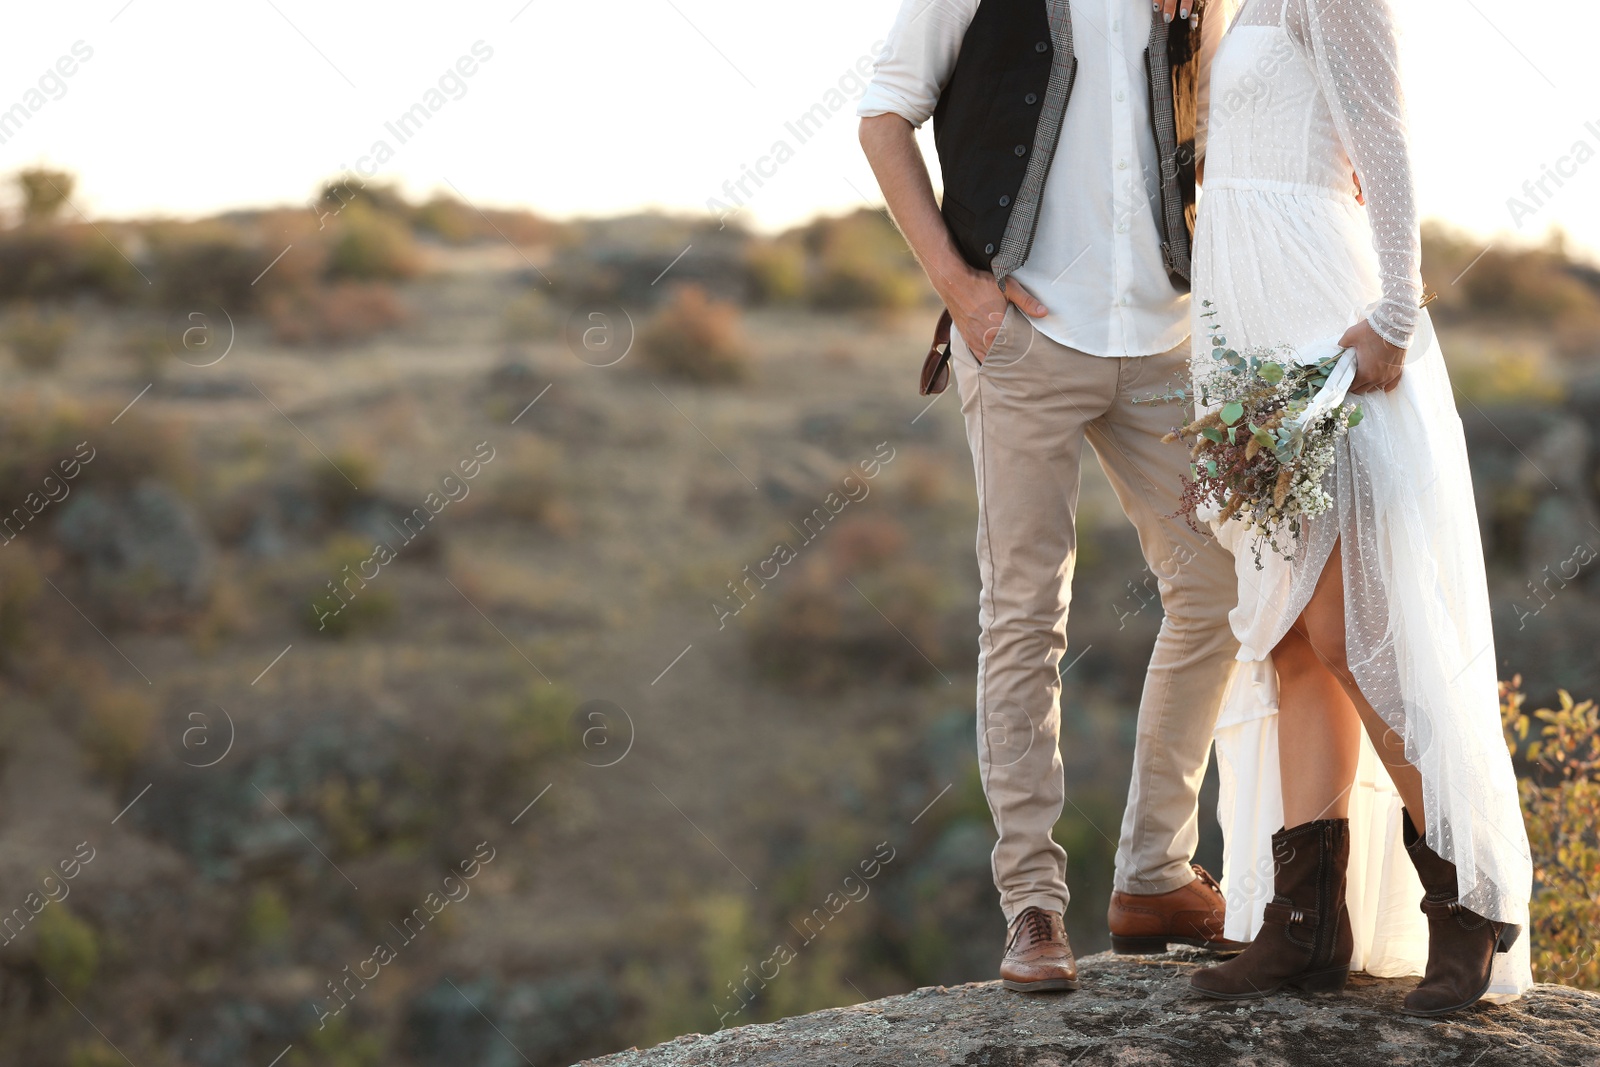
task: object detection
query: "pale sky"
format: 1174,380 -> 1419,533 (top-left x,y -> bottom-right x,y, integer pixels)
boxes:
3,0 -> 1595,259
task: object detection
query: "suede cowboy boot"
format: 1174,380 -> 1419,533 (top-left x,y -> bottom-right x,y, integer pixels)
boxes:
1190,819 -> 1353,999
1399,809 -> 1521,1017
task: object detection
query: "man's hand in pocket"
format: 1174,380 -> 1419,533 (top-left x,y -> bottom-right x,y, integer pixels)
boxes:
942,271 -> 1048,362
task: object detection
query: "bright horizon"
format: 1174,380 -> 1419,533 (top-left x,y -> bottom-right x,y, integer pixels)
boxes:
3,0 -> 1596,261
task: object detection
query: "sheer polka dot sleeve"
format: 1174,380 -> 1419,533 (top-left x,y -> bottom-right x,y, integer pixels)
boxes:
1290,0 -> 1422,348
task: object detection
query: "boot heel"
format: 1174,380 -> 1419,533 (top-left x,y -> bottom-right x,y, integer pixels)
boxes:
1110,935 -> 1171,955
1496,924 -> 1521,954
1291,966 -> 1350,993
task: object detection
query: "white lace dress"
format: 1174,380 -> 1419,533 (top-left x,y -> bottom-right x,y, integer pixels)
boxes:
1193,0 -> 1533,996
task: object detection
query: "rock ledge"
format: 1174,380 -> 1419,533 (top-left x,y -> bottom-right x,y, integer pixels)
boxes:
582,951 -> 1600,1067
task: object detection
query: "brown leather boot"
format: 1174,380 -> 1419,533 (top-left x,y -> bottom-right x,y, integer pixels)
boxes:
1108,863 -> 1249,954
999,906 -> 1080,992
1399,809 -> 1521,1017
1190,819 -> 1353,999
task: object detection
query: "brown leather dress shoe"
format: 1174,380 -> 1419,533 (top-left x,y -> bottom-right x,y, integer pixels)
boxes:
1399,809 -> 1520,1017
999,906 -> 1080,992
1108,864 -> 1248,954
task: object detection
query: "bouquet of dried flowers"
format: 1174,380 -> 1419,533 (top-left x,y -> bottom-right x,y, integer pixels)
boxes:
1164,295 -> 1434,567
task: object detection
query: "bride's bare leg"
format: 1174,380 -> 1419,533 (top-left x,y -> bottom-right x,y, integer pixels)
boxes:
1196,540 -> 1441,1002
1272,623 -> 1361,824
1194,598 -> 1370,1000
1301,546 -> 1518,1015
1295,541 -> 1427,823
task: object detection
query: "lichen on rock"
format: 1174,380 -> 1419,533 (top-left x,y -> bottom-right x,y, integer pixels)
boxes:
580,951 -> 1600,1067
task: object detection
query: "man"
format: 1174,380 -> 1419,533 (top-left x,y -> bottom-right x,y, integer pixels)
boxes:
858,0 -> 1244,991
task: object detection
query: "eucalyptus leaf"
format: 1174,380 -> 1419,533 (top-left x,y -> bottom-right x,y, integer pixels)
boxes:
1220,402 -> 1245,426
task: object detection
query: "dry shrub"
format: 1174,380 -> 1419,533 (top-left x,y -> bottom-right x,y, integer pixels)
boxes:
4,304 -> 73,371
640,284 -> 751,383
1553,309 -> 1600,361
476,206 -> 558,246
501,289 -> 558,341
1504,678 -> 1600,988
77,674 -> 157,788
898,453 -> 950,509
830,515 -> 908,574
822,343 -> 856,367
746,557 -> 948,692
470,438 -> 574,533
267,282 -> 407,345
0,169 -> 142,302
0,223 -> 144,303
1423,224 -> 1600,327
309,448 -> 381,516
146,220 -> 283,311
0,391 -> 192,501
119,324 -> 169,380
1451,346 -> 1566,405
413,194 -> 557,247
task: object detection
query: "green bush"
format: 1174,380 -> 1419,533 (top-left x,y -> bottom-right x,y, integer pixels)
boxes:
803,210 -> 929,311
414,194 -> 480,244
36,904 -> 99,995
745,238 -> 807,305
501,680 -> 582,764
16,166 -> 75,223
326,203 -> 421,281
0,541 -> 41,665
245,886 -> 292,953
1503,679 -> 1600,989
303,534 -> 399,639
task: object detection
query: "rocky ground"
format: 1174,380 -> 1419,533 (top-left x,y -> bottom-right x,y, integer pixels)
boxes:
582,951 -> 1600,1067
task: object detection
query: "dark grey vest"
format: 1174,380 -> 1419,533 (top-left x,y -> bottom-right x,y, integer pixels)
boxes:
932,0 -> 1205,292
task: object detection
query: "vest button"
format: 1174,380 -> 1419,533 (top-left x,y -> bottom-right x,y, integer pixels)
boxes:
1013,144 -> 1027,156
1025,93 -> 1038,105
1034,41 -> 1049,52
984,243 -> 996,255
998,195 -> 1011,207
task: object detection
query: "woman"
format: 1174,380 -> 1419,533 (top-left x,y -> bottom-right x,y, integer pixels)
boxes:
1180,0 -> 1534,1014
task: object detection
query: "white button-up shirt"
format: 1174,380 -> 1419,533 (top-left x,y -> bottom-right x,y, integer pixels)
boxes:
859,0 -> 1227,358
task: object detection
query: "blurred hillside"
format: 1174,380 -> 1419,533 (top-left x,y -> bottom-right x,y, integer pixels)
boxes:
0,168 -> 1594,1066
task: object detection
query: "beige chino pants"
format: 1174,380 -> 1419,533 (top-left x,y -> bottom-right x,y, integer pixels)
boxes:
949,306 -> 1241,924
